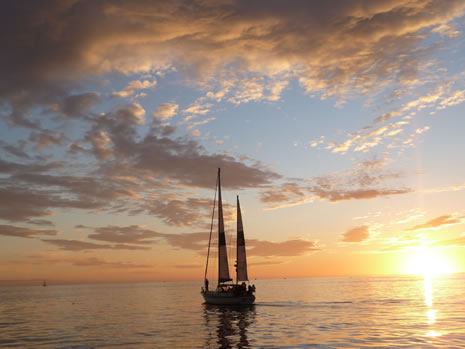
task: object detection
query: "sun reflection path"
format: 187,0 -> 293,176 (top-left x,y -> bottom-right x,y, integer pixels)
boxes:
426,309 -> 437,325
423,276 -> 442,339
424,276 -> 433,307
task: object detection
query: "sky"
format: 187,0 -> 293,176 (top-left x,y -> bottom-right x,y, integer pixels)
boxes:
2,0 -> 465,283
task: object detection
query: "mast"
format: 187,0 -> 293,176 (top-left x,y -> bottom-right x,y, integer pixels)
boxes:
217,168 -> 232,284
236,195 -> 248,282
203,173 -> 218,281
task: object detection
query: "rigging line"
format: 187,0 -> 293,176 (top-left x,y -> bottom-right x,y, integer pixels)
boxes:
204,171 -> 218,281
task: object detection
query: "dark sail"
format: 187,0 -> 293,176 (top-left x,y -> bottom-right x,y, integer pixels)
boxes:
236,195 -> 248,281
217,168 -> 232,283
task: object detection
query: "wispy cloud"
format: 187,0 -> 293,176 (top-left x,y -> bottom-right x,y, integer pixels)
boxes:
342,225 -> 370,243
20,254 -> 152,269
153,103 -> 179,121
0,224 -> 59,239
112,79 -> 157,98
39,224 -> 319,258
433,235 -> 465,247
41,239 -> 152,251
29,131 -> 64,151
87,225 -> 209,251
406,215 -> 462,231
423,182 -> 465,194
88,225 -> 163,245
262,157 -> 410,209
247,239 -> 319,257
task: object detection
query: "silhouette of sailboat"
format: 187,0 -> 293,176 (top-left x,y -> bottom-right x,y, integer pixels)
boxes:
43,280 -> 47,287
201,168 -> 256,305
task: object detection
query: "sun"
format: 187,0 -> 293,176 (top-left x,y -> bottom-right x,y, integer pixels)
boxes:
405,246 -> 454,278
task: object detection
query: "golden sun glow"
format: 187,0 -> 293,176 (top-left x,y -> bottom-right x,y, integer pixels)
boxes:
405,246 -> 454,277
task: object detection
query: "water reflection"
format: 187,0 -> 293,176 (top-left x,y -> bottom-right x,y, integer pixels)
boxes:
423,276 -> 442,338
203,304 -> 255,348
424,276 -> 433,307
426,309 -> 437,324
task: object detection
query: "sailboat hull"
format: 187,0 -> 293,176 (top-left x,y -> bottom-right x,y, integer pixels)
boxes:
201,291 -> 255,305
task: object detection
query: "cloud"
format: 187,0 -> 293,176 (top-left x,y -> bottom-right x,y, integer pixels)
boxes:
247,239 -> 319,257
342,225 -> 370,242
325,82 -> 460,155
263,186 -> 411,211
261,182 -> 307,205
137,197 -> 219,227
27,219 -> 55,226
1,0 -> 463,236
432,23 -> 461,37
83,224 -> 318,257
424,182 -> 465,194
88,225 -> 163,244
185,117 -> 216,130
2,0 -> 465,120
0,185 -> 99,222
61,92 -> 101,117
70,256 -> 151,268
433,235 -> 465,247
0,224 -> 59,238
0,138 -> 277,225
161,231 -> 210,251
380,241 -> 422,252
112,79 -> 157,98
87,224 -> 209,251
91,124 -> 280,191
0,140 -> 30,159
438,89 -> 465,109
261,158 -> 410,209
0,161 -> 143,221
29,131 -> 64,150
21,254 -> 151,269
316,188 -> 411,202
382,232 -> 465,250
153,103 -> 179,120
1,91 -> 279,225
41,238 -> 151,251
182,102 -> 211,116
87,130 -> 113,160
228,78 -> 265,104
415,126 -> 430,134
406,215 -> 462,231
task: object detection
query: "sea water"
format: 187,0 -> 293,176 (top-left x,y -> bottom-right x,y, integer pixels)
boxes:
1,275 -> 465,348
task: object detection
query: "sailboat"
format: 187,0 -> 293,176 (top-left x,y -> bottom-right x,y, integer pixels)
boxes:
201,168 -> 256,305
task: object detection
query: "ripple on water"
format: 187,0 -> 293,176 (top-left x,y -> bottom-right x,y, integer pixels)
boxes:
0,276 -> 465,348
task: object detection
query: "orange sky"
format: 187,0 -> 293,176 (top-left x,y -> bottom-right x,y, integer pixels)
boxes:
1,0 -> 465,283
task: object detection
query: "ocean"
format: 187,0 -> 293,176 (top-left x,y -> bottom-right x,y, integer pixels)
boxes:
1,275 -> 465,348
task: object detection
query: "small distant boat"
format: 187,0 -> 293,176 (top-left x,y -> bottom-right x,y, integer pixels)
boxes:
43,280 -> 47,287
201,168 -> 256,305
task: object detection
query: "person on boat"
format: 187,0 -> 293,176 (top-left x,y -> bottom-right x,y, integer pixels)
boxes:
204,279 -> 209,291
247,284 -> 256,294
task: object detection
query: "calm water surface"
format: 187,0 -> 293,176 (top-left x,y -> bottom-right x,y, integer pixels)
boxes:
1,275 -> 465,348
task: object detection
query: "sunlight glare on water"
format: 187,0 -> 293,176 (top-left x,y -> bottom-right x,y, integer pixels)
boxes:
1,275 -> 465,348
